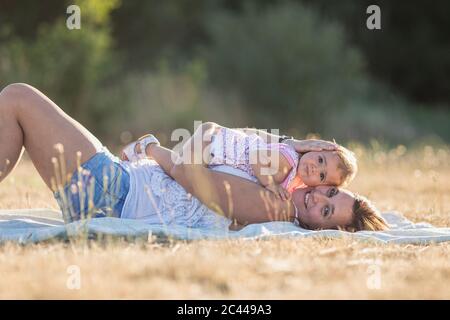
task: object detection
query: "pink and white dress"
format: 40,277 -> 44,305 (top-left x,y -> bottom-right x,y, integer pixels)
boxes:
208,128 -> 305,193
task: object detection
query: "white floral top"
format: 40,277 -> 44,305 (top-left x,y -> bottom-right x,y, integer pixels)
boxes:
120,160 -> 232,229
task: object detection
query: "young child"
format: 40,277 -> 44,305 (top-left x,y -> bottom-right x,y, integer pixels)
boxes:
122,123 -> 358,201
202,124 -> 357,200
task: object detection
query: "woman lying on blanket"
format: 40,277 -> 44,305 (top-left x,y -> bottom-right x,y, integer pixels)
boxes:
0,83 -> 388,232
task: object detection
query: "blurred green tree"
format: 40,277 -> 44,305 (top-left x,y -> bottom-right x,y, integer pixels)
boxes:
0,0 -> 448,143
304,0 -> 450,108
201,2 -> 366,133
0,0 -> 120,135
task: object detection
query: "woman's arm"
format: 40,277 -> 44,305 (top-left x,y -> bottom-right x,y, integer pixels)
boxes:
170,162 -> 295,224
146,144 -> 295,224
144,144 -> 179,177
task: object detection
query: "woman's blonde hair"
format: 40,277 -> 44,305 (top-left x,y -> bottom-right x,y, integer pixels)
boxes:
345,195 -> 389,232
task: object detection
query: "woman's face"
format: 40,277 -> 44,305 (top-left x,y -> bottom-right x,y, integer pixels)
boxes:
292,186 -> 355,229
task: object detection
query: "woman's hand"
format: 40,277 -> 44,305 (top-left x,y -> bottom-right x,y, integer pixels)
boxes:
120,140 -> 142,161
284,139 -> 339,153
120,134 -> 160,161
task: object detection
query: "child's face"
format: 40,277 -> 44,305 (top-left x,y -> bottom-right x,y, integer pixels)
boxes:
297,151 -> 342,186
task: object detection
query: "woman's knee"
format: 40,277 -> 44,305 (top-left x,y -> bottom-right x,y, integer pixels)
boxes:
1,83 -> 33,97
0,83 -> 33,109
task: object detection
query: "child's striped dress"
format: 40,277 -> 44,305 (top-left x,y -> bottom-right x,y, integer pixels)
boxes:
208,127 -> 305,193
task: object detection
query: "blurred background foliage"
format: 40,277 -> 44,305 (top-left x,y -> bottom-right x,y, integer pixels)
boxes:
0,0 -> 449,147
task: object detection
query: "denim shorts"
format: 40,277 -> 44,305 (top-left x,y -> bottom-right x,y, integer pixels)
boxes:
54,147 -> 130,223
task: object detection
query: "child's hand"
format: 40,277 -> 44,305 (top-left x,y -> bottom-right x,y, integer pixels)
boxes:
265,184 -> 291,201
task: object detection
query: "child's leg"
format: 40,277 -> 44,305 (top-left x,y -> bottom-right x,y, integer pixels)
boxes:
179,122 -> 220,166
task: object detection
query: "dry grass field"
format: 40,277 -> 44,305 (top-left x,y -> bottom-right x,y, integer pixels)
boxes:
0,144 -> 449,299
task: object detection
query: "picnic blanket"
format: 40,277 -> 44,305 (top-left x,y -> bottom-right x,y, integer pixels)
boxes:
0,208 -> 449,245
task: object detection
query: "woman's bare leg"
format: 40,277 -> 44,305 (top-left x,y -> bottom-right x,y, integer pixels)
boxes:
0,83 -> 103,189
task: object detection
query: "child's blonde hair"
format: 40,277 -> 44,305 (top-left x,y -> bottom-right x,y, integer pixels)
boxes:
334,146 -> 358,186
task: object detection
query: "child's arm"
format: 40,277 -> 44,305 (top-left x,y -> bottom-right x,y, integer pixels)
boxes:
250,149 -> 292,201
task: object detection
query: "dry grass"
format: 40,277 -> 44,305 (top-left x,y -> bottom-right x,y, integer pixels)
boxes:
0,145 -> 449,299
